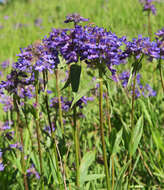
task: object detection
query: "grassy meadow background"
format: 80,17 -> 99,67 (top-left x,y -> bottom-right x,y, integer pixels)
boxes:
0,0 -> 164,189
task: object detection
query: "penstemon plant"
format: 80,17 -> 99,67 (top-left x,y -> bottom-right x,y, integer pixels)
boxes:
139,0 -> 157,40
0,12 -> 164,190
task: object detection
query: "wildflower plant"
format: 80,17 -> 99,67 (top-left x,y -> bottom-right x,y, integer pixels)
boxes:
0,12 -> 164,190
139,0 -> 160,39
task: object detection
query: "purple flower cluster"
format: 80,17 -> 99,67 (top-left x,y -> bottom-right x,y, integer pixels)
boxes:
13,42 -> 59,73
118,71 -> 156,98
139,0 -> 157,15
9,142 -> 22,151
0,121 -> 14,141
0,14 -> 162,112
44,20 -> 126,75
44,125 -> 55,135
0,94 -> 13,112
155,28 -> 164,59
121,35 -> 160,60
1,60 -> 10,69
0,121 -> 12,131
50,96 -> 94,111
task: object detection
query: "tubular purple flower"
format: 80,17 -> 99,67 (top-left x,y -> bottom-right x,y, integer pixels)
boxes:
1,121 -> 12,130
1,60 -> 10,69
0,94 -> 13,112
139,0 -> 157,15
0,163 -> 4,171
64,13 -> 89,25
50,96 -> 94,111
122,35 -> 160,60
27,164 -> 40,179
155,28 -> 164,59
118,71 -> 156,98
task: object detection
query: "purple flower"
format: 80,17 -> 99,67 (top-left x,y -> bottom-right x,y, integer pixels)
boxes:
64,13 -> 89,25
5,131 -> 14,140
122,35 -> 160,60
76,96 -> 94,108
10,143 -> 22,151
118,71 -> 156,98
142,84 -> 156,97
0,149 -> 4,171
139,0 -> 157,15
50,97 -> 71,111
13,42 -> 59,74
0,163 -> 4,171
0,94 -> 13,112
10,144 -> 18,148
34,18 -> 42,27
1,60 -> 10,69
4,15 -> 9,20
43,24 -> 126,75
119,71 -> 130,88
27,164 -> 40,179
155,28 -> 164,39
50,96 -> 94,111
1,121 -> 12,130
44,125 -> 55,135
0,150 -> 2,158
155,28 -> 164,59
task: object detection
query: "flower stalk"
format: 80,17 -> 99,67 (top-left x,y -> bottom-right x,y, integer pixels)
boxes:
99,66 -> 110,190
42,71 -> 62,188
13,95 -> 29,190
148,11 -> 152,40
105,90 -> 112,135
73,105 -> 80,188
158,59 -> 164,93
55,69 -> 64,134
34,71 -> 44,188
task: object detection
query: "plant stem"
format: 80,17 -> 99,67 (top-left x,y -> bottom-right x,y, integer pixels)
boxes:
14,96 -> 29,190
19,127 -> 29,190
131,72 -> 137,129
55,69 -> 64,134
77,120 -> 81,161
105,87 -> 113,189
105,90 -> 112,135
24,98 -> 35,150
158,59 -> 164,93
42,71 -> 63,189
99,67 -> 110,190
73,105 -> 80,188
111,155 -> 115,190
148,11 -> 152,40
34,71 -> 44,188
43,71 -> 53,133
129,71 -> 137,177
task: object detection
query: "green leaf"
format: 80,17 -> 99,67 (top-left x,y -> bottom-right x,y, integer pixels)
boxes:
85,174 -> 105,181
128,116 -> 143,156
79,151 -> 96,187
114,160 -> 131,190
138,99 -> 153,126
61,75 -> 71,91
130,152 -> 140,178
139,99 -> 164,152
122,123 -> 131,151
112,128 -> 123,155
70,64 -> 82,92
